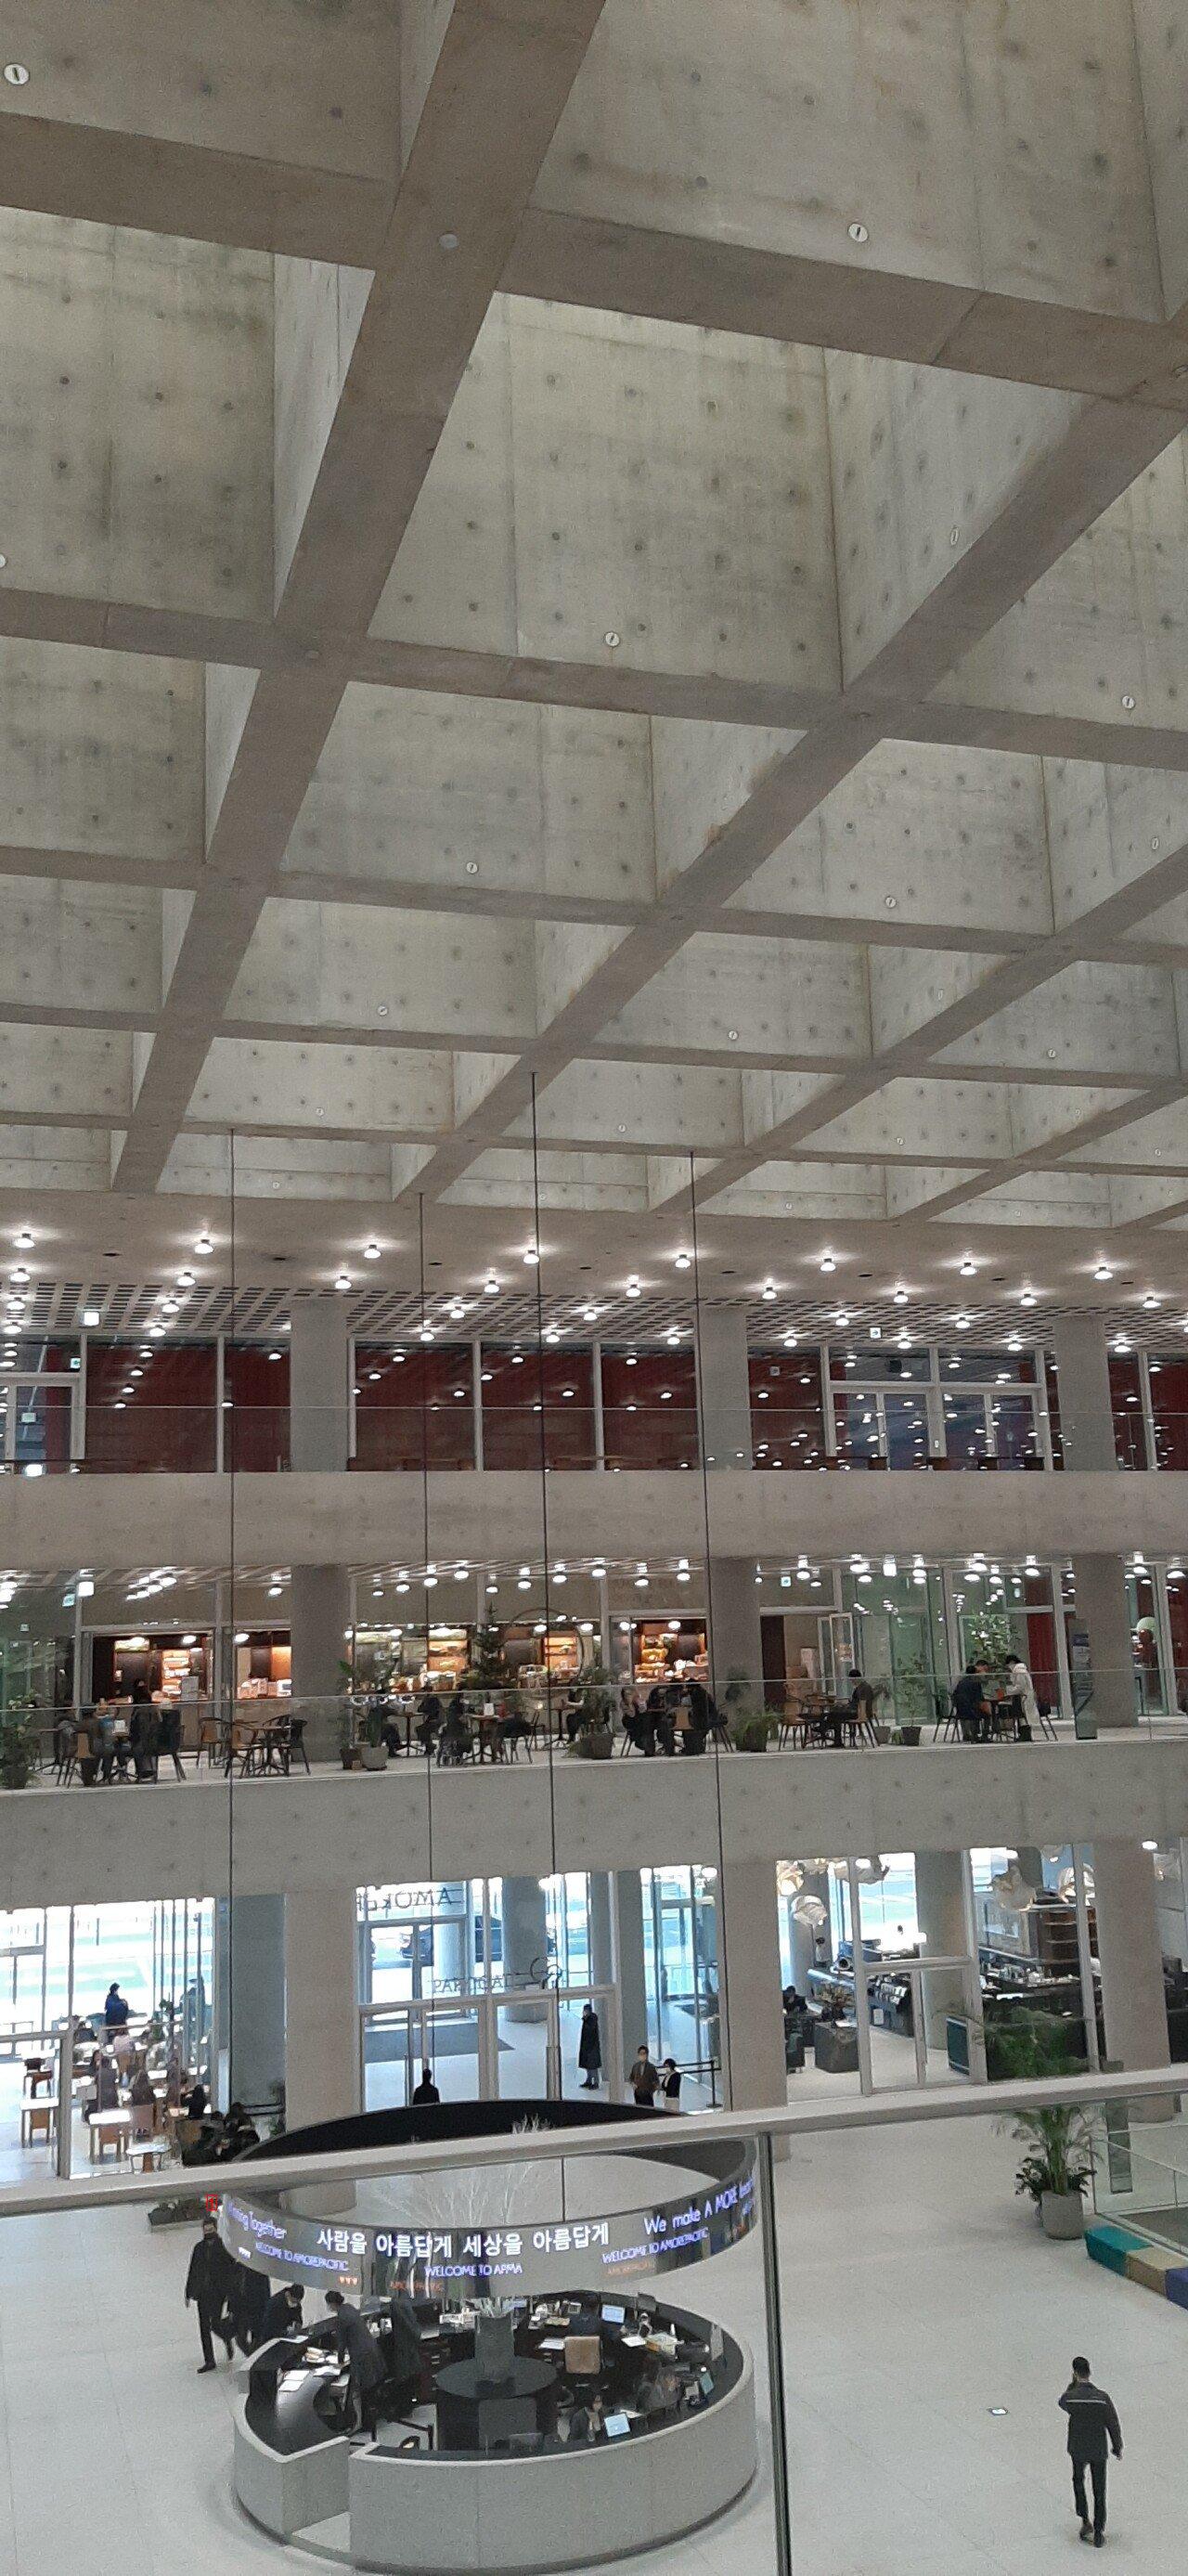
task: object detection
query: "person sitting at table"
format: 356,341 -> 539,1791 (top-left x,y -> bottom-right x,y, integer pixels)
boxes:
437,1695 -> 472,1765
103,1982 -> 131,2031
645,1684 -> 676,1756
224,2100 -> 261,2152
951,1660 -> 992,1743
185,2079 -> 208,2121
560,1686 -> 585,1743
85,2052 -> 119,2116
632,2358 -> 678,2421
411,2063 -> 440,2106
156,1699 -> 185,1780
1005,1652 -> 1040,1738
847,1666 -> 876,1733
130,1687 -> 159,1782
111,2024 -> 135,2078
414,1689 -> 442,1755
683,1678 -> 713,1754
129,2060 -> 155,2109
569,2389 -> 607,2443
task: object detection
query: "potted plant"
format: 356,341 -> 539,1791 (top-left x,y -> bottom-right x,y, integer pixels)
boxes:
997,2011 -> 1093,2239
730,1707 -> 775,1752
0,1703 -> 34,1789
895,1721 -> 923,1748
358,1699 -> 389,1770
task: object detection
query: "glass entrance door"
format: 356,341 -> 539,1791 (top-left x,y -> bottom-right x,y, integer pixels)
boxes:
493,1993 -> 557,2101
5,1375 -> 74,1470
360,1996 -> 485,2111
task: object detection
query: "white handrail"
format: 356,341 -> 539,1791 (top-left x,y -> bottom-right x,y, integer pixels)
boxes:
0,2063 -> 1178,2220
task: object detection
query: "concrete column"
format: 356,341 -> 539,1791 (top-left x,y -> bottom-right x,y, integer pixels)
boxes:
1050,1315 -> 1117,1471
1050,1319 -> 1134,1731
914,1850 -> 969,2047
1071,1554 -> 1136,1731
717,1859 -> 787,2116
289,1298 -> 352,1762
695,1304 -> 752,1468
708,1557 -> 764,1706
500,1876 -> 549,2020
1091,1840 -> 1170,2075
284,1888 -> 362,2129
227,1894 -> 287,2111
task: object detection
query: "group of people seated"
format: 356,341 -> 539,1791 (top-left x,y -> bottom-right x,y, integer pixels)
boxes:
949,1653 -> 1044,1741
619,1678 -> 723,1755
56,1685 -> 185,1783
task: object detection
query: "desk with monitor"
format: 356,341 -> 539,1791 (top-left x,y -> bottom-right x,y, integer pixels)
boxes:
235,2290 -> 755,2571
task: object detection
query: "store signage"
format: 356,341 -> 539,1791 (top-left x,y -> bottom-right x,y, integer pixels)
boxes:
220,2136 -> 755,2298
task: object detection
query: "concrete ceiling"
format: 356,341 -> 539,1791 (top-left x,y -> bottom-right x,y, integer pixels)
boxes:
2,2 -> 1188,1298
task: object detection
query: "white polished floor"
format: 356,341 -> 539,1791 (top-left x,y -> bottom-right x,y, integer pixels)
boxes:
0,2104 -> 1184,2575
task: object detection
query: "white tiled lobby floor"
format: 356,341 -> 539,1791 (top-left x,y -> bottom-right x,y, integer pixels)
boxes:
0,2106 -> 1183,2575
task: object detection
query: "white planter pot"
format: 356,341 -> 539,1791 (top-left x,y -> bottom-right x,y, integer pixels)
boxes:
358,1742 -> 388,1771
1040,2189 -> 1085,2241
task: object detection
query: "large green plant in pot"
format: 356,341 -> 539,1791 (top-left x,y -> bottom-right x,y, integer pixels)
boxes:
996,2010 -> 1093,2239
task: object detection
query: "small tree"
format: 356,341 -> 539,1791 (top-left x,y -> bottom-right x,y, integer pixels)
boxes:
965,1606 -> 1015,1672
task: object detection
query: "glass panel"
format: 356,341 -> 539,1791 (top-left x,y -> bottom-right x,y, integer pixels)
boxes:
1110,1351 -> 1147,1468
601,1346 -> 699,1469
84,1340 -> 216,1470
989,1390 -> 1040,1466
883,1389 -> 931,1468
480,1345 -> 597,1469
225,1341 -> 289,1469
362,2001 -> 484,2110
749,1351 -> 826,1468
1149,1354 -> 1188,1470
494,1995 -> 552,2099
1130,1573 -> 1166,1714
942,1389 -> 990,1465
354,1343 -> 474,1469
833,1389 -> 885,1464
936,1346 -> 1037,1382
829,1342 -> 930,1380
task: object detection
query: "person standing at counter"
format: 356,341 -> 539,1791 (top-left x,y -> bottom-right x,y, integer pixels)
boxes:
578,2002 -> 602,2090
185,2216 -> 235,2373
629,2044 -> 659,2107
325,2291 -> 385,2438
386,2285 -> 422,2407
261,2282 -> 304,2344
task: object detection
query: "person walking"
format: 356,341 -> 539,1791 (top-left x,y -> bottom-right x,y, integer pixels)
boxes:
628,2043 -> 659,2108
185,2215 -> 235,2373
577,2001 -> 602,2090
1059,2355 -> 1122,2546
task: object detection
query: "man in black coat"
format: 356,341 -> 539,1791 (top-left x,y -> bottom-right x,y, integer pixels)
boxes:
1059,2355 -> 1123,2545
325,2291 -> 385,2436
185,2216 -> 235,2372
261,2282 -> 305,2345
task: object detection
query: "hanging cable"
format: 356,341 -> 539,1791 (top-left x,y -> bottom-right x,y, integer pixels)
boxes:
689,1148 -> 734,2107
226,1126 -> 238,2110
530,1075 -> 559,1891
418,1195 -> 434,1898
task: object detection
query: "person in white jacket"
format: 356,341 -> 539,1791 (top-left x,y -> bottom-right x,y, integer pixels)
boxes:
1006,1653 -> 1040,1734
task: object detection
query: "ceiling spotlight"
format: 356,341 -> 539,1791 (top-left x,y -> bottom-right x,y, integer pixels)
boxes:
418,1324 -> 436,1343
82,1307 -> 99,1327
8,1268 -> 28,1286
959,1257 -> 976,1278
484,1273 -> 499,1295
194,1233 -> 213,1256
782,1330 -> 799,1349
1093,1262 -> 1114,1282
364,1240 -> 381,1262
820,1252 -> 836,1274
834,1308 -> 851,1327
523,1245 -> 539,1266
335,1272 -> 352,1291
1018,1288 -> 1037,1309
1142,1293 -> 1162,1311
1006,1335 -> 1024,1353
175,1269 -> 194,1288
954,1313 -> 972,1331
625,1275 -> 641,1299
674,1251 -> 692,1272
760,1280 -> 777,1302
892,1286 -> 909,1306
13,1229 -> 32,1250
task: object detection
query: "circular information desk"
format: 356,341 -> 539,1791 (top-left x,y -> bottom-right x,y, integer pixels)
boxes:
226,2101 -> 758,2572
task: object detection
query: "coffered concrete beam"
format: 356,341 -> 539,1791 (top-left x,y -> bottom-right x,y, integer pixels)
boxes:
110,0 -> 610,1198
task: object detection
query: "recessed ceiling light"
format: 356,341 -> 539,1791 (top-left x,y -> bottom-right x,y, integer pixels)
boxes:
1142,1292 -> 1162,1310
1018,1288 -> 1037,1308
438,230 -> 458,252
820,1252 -> 836,1274
782,1330 -> 798,1348
1093,1262 -> 1114,1281
625,1275 -> 641,1299
13,1229 -> 32,1250
176,1270 -> 194,1288
892,1286 -> 909,1306
523,1245 -> 539,1266
335,1272 -> 352,1291
82,1307 -> 99,1327
364,1241 -> 381,1261
8,1268 -> 28,1286
419,1324 -> 436,1343
954,1313 -> 972,1330
484,1273 -> 499,1295
3,64 -> 30,87
959,1257 -> 976,1277
194,1233 -> 213,1256
674,1251 -> 691,1271
760,1280 -> 777,1301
